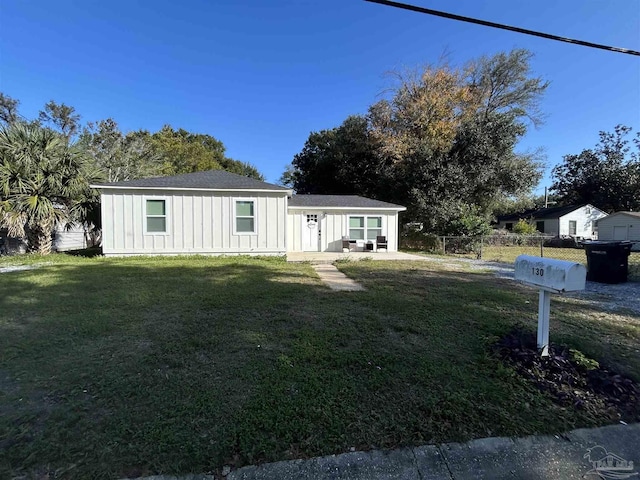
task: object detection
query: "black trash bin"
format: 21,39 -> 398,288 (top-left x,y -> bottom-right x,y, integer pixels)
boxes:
583,241 -> 633,284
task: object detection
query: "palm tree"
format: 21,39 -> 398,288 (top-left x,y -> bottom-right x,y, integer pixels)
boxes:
0,123 -> 101,254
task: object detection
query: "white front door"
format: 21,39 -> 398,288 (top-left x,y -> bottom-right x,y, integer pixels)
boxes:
302,214 -> 320,251
613,225 -> 628,240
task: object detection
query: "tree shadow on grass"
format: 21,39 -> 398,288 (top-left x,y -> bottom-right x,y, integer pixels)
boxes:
1,258 -> 638,479
0,258 -> 329,478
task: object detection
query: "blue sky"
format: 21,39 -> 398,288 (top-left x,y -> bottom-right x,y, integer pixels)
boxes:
1,0 -> 638,192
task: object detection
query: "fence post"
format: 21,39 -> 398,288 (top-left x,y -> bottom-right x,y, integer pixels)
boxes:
540,237 -> 544,258
480,235 -> 484,260
442,236 -> 446,255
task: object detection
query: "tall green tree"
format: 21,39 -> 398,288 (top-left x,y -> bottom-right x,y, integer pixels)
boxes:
285,49 -> 547,235
284,115 -> 384,195
0,123 -> 102,254
80,119 -> 162,182
38,100 -> 82,139
151,125 -> 264,180
551,125 -> 640,212
0,93 -> 20,125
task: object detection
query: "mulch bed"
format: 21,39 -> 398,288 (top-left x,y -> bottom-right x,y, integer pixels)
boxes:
492,327 -> 640,423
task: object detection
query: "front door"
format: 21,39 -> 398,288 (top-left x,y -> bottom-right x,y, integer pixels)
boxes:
302,214 -> 320,251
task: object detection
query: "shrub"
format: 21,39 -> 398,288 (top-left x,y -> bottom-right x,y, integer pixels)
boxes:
543,236 -> 580,248
512,219 -> 538,235
400,230 -> 443,252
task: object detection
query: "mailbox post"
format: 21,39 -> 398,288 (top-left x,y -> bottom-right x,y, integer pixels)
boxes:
514,255 -> 586,356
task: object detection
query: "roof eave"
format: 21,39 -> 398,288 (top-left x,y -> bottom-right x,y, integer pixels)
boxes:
287,205 -> 406,211
91,185 -> 292,195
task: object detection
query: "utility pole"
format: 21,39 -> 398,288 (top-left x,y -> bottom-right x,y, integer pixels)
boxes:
544,187 -> 556,209
544,187 -> 549,208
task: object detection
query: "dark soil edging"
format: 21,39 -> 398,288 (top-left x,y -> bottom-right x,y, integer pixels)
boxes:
492,327 -> 640,423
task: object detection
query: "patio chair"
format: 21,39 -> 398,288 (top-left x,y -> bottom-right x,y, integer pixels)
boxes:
342,236 -> 351,252
376,235 -> 388,251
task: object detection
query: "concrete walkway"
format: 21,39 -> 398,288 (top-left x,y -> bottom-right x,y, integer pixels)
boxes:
287,251 -> 428,264
123,423 -> 640,480
313,264 -> 365,291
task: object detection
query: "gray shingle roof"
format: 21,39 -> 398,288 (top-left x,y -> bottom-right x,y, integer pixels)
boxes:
497,204 -> 594,222
289,195 -> 405,209
93,170 -> 289,191
601,211 -> 640,219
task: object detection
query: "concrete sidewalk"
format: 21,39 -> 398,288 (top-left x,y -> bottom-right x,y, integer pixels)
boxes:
125,423 -> 640,480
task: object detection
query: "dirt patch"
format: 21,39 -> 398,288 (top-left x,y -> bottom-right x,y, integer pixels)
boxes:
492,327 -> 640,423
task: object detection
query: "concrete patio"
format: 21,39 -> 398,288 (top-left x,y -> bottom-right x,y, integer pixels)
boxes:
286,251 -> 428,263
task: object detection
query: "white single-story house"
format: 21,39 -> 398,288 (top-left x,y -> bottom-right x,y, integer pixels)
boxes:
91,170 -> 406,256
496,204 -> 607,239
596,212 -> 640,250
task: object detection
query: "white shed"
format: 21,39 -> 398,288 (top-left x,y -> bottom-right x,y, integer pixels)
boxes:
287,195 -> 406,252
596,212 -> 640,250
93,170 -> 291,257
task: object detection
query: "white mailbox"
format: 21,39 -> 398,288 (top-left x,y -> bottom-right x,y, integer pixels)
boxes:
514,255 -> 586,293
514,255 -> 587,357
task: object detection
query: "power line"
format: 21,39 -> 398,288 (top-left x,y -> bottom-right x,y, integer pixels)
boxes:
364,0 -> 640,56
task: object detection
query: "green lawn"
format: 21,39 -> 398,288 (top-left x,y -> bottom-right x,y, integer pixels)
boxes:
1,255 -> 639,479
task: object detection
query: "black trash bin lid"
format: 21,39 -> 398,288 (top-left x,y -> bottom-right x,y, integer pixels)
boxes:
582,240 -> 632,245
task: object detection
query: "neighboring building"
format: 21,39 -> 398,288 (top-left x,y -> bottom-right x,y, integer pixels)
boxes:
596,212 -> 640,250
0,229 -> 27,254
53,223 -> 88,251
1,223 -> 87,254
495,204 -> 608,239
91,170 -> 406,257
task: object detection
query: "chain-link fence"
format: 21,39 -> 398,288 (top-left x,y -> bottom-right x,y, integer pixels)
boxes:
400,232 -> 640,280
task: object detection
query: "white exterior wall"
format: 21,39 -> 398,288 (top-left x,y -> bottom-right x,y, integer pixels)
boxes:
286,208 -> 400,252
497,205 -> 606,238
597,214 -> 640,250
101,189 -> 287,256
558,206 -> 607,239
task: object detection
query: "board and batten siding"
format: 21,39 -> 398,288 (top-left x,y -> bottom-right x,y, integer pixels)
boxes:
101,189 -> 287,256
286,209 -> 400,252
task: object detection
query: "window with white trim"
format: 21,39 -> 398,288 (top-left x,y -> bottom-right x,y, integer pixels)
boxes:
569,220 -> 577,236
235,200 -> 255,234
146,199 -> 167,233
366,216 -> 382,240
349,216 -> 382,241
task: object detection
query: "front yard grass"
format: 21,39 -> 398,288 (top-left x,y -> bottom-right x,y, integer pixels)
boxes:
1,255 -> 638,479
